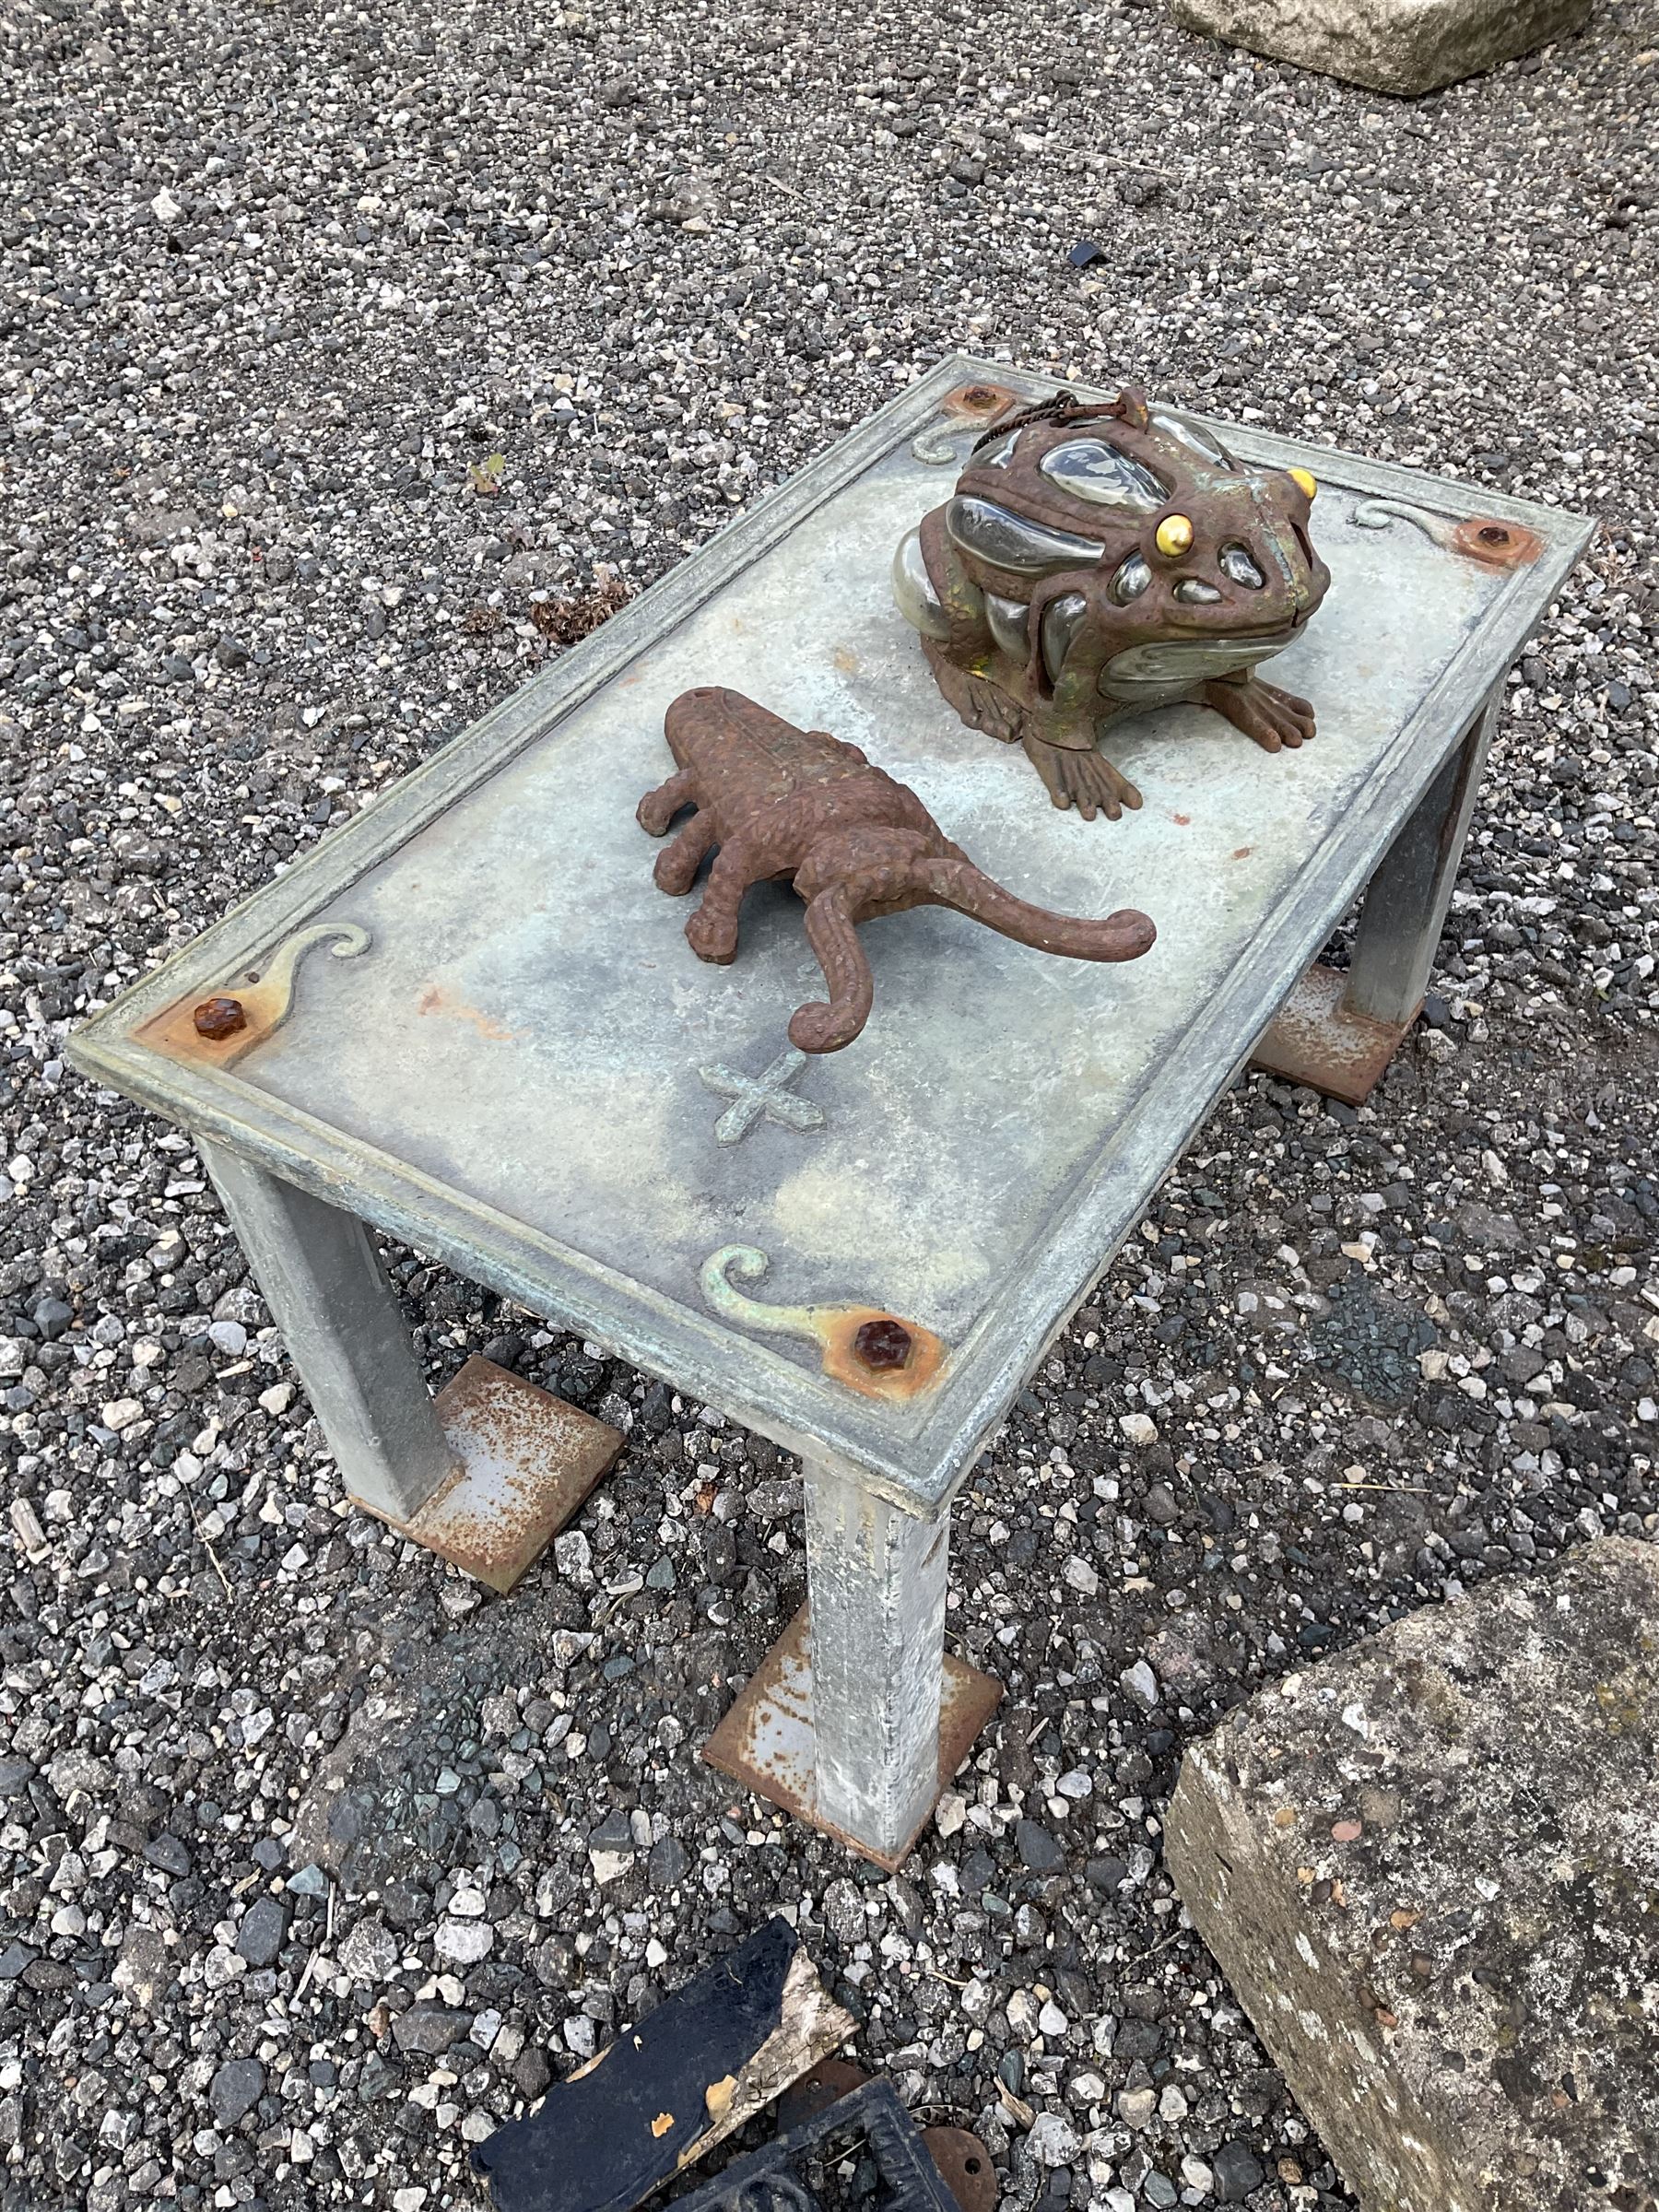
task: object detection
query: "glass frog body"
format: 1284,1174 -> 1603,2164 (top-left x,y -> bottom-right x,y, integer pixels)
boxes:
892,387 -> 1331,821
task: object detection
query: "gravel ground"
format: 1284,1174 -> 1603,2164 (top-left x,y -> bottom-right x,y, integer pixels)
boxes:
3,3 -> 1657,2209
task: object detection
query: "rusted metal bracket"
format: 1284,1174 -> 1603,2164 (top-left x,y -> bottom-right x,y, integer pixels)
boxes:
1254,690 -> 1497,1107
354,1356 -> 622,1594
702,1603 -> 1001,1873
1249,961 -> 1414,1108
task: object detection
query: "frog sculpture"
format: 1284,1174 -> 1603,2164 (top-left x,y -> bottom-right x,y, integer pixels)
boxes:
893,386 -> 1331,821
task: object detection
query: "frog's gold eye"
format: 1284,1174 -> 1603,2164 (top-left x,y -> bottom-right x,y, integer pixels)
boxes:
1288,466 -> 1318,501
1154,513 -> 1194,559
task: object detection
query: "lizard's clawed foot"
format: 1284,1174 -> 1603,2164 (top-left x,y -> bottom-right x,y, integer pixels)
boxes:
1201,675 -> 1317,753
1022,735 -> 1143,823
685,907 -> 740,964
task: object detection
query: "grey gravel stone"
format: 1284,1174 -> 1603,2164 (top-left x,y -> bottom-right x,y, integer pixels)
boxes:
235,1896 -> 287,1968
512,2045 -> 553,2101
1212,2139 -> 1267,2202
1026,2111 -> 1082,2166
336,1915 -> 398,1984
1016,1819 -> 1065,1873
46,1749 -> 110,1801
649,1836 -> 690,1888
207,2058 -> 265,2128
112,1927 -> 170,2011
393,2001 -> 471,2057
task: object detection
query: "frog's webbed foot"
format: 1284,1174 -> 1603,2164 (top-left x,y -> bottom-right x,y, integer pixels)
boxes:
922,638 -> 1026,747
1021,734 -> 1142,824
1201,674 -> 1316,754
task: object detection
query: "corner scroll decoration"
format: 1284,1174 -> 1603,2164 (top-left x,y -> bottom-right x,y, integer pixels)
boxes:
700,1245 -> 947,1403
136,920 -> 371,1068
1352,497 -> 1542,571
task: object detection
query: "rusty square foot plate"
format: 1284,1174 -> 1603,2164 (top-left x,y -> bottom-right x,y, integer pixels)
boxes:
1250,960 -> 1418,1108
703,1603 -> 1002,1872
353,1356 -> 622,1594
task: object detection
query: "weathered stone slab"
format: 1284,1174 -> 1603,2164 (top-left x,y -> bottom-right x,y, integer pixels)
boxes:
1170,0 -> 1590,98
1166,1537 -> 1659,2212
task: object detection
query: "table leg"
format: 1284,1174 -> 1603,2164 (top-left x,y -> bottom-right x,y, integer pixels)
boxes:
1342,693 -> 1497,1030
200,1142 -> 622,1591
201,1139 -> 458,1523
702,1457 -> 1001,1869
805,1463 -> 953,1860
1252,689 -> 1498,1104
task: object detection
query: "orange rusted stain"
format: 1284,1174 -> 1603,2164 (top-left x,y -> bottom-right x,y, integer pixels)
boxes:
1232,845 -> 1253,860
941,379 -> 1018,420
1171,812 -> 1191,826
1453,515 -> 1543,570
138,994 -> 268,1068
416,982 -> 516,1042
817,1308 -> 947,1402
136,923 -> 370,1070
138,966 -> 298,1067
831,646 -> 860,676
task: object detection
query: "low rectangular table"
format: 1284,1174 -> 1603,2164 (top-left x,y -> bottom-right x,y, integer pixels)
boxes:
68,359 -> 1591,1868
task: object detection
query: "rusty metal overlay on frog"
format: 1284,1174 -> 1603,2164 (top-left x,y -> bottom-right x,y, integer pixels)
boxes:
891,384 -> 1332,822
639,687 -> 1155,1053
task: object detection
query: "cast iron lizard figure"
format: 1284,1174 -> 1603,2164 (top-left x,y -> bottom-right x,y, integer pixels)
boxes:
638,687 -> 1155,1053
893,386 -> 1331,820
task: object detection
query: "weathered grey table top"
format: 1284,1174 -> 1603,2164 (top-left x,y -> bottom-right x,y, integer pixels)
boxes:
68,358 -> 1592,1512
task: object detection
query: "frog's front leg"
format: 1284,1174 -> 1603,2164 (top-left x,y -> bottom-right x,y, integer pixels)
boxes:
1021,732 -> 1143,823
1200,672 -> 1317,753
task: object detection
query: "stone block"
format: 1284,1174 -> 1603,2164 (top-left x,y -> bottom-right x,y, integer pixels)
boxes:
1166,1537 -> 1659,2212
1169,0 -> 1591,98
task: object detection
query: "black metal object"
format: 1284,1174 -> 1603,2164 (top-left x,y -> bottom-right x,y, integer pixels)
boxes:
473,1918 -> 805,2212
670,2079 -> 968,2212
